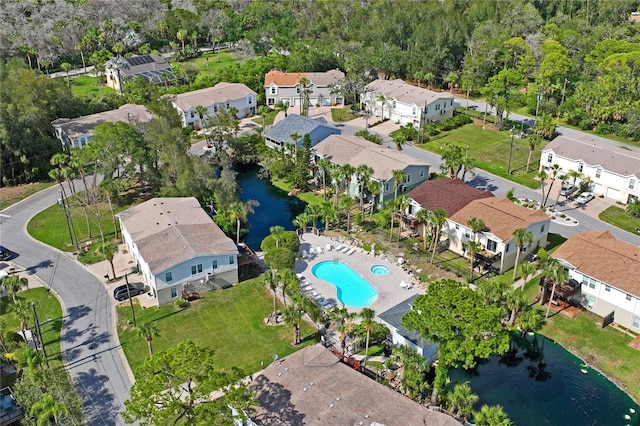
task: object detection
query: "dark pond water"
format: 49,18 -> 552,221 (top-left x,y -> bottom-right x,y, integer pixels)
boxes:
237,165 -> 307,249
449,333 -> 639,426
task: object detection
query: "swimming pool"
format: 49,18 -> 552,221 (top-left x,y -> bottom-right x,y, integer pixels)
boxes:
370,265 -> 389,275
312,261 -> 378,307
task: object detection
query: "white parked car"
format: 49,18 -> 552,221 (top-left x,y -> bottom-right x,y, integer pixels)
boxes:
576,192 -> 595,205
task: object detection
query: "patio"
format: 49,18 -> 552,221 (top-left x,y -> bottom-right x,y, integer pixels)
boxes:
294,232 -> 422,315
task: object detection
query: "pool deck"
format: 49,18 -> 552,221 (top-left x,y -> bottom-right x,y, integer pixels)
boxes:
294,233 -> 423,315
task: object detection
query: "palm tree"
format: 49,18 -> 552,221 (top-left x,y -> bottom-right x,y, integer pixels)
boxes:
360,308 -> 376,367
1,274 -> 28,303
13,300 -> 31,333
366,179 -> 381,219
0,318 -> 8,352
263,269 -> 279,315
356,165 -> 374,214
305,204 -> 322,232
517,306 -> 544,337
423,72 -> 435,89
395,195 -> 410,241
298,77 -> 311,116
316,158 -> 332,199
506,288 -> 529,326
293,212 -> 311,235
282,295 -> 304,345
329,305 -> 357,354
194,105 -> 208,130
137,322 -> 159,357
30,392 -> 70,425
257,105 -> 269,136
269,225 -> 285,248
448,382 -> 479,422
339,194 -> 357,233
553,174 -> 569,209
415,209 -> 431,251
413,71 -> 424,87
543,258 -> 568,319
391,169 -> 407,208
536,169 -> 548,209
466,240 -> 482,281
60,62 -> 73,87
320,201 -> 338,231
278,268 -> 298,306
566,169 -> 583,188
445,71 -> 459,93
474,404 -> 512,426
377,94 -> 387,119
512,228 -> 533,281
228,200 -> 260,244
543,164 -> 561,206
95,241 -> 119,280
517,261 -> 537,290
341,164 -> 356,196
430,209 -> 448,264
525,135 -> 542,173
176,29 -> 188,52
331,165 -> 346,207
467,217 -> 486,243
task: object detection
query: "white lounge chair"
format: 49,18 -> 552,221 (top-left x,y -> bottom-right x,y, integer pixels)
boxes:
341,246 -> 350,253
326,243 -> 332,251
309,247 -> 316,255
334,244 -> 344,251
346,248 -> 356,255
316,245 -> 323,254
400,281 -> 408,288
303,285 -> 314,292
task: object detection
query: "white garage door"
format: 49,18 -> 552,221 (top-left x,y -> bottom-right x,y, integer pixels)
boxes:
591,183 -> 603,195
606,187 -> 620,201
293,98 -> 301,106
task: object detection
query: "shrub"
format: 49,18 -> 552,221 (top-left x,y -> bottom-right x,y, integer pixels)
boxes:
175,298 -> 188,309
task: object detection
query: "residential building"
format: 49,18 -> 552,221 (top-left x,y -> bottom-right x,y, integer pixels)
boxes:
361,79 -> 455,126
117,197 -> 239,306
378,295 -> 439,362
552,231 -> 640,332
51,104 -> 153,149
171,82 -> 257,128
264,69 -> 345,108
247,344 -> 461,426
0,387 -> 24,426
264,114 -> 340,150
446,197 -> 550,274
105,54 -> 175,92
313,135 -> 430,208
540,135 -> 640,204
403,178 -> 494,232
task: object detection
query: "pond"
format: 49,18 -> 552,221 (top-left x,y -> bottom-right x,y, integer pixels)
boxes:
237,165 -> 307,249
449,333 -> 639,426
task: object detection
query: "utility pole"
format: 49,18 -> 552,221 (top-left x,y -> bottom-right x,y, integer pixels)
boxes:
31,302 -> 50,369
558,78 -> 570,118
507,128 -> 515,175
125,273 -> 137,327
58,190 -> 78,250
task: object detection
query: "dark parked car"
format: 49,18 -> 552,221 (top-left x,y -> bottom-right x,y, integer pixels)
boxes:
0,246 -> 12,261
113,283 -> 145,301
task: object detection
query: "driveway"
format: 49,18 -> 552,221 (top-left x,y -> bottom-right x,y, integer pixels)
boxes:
0,184 -> 132,425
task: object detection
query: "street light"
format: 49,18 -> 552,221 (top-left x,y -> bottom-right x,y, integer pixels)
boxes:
507,127 -> 516,175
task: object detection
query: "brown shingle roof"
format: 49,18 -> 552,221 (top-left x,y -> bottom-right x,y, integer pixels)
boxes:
117,197 -> 237,274
408,179 -> 494,216
172,82 -> 256,111
543,136 -> 640,178
313,135 -> 429,181
552,231 -> 640,297
264,69 -> 344,87
449,197 -> 549,242
51,104 -> 153,139
249,344 -> 461,426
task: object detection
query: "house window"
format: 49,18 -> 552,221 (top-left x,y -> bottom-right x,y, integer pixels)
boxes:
505,243 -> 510,252
582,276 -> 596,289
547,153 -> 553,163
270,87 -> 276,94
226,102 -> 230,109
540,224 -> 545,232
450,100 -> 454,106
455,224 -> 459,230
212,260 -> 218,269
268,98 -> 275,105
171,288 -> 177,298
595,168 -> 601,178
420,169 -> 425,177
165,272 -> 172,282
487,239 -> 497,252
633,316 -> 640,328
406,174 -> 411,183
578,163 -> 583,173
435,104 -> 441,111
248,96 -> 253,104
587,296 -> 595,309
464,229 -> 471,239
191,264 -> 203,275
384,183 -> 389,191
296,86 -> 300,94
605,285 -> 611,292
630,179 -> 636,190
392,100 -> 397,108
626,294 -> 632,301
229,256 -> 235,265
214,105 -> 218,113
413,106 -> 417,115
190,111 -> 195,119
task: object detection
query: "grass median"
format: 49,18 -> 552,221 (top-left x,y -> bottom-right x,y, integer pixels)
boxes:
599,206 -> 640,235
117,276 -> 317,375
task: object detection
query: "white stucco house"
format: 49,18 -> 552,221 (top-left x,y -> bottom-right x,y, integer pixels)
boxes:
264,69 -> 345,108
446,197 -> 550,274
171,82 -> 257,128
361,79 -> 455,126
51,104 -> 153,149
540,135 -> 640,204
117,197 -> 239,306
552,231 -> 640,332
312,135 -> 430,208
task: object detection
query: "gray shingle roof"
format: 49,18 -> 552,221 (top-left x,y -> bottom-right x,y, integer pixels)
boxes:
117,197 -> 237,274
378,294 -> 430,347
366,79 -> 452,106
543,135 -> 640,178
264,114 -> 337,144
172,82 -> 256,111
51,104 -> 153,139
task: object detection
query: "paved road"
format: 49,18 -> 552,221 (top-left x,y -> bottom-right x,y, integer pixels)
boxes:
0,184 -> 131,425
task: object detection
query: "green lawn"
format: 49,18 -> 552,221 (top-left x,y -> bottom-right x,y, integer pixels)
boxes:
188,51 -> 238,84
1,288 -> 64,371
252,110 -> 279,126
117,276 -> 317,375
418,123 -> 547,189
70,75 -> 114,98
545,232 -> 567,253
0,182 -> 55,210
599,206 -> 640,235
28,196 -> 126,252
331,106 -> 359,123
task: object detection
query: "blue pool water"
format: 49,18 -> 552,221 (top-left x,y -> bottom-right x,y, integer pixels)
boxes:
449,333 -> 640,426
312,261 -> 378,307
370,265 -> 389,275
